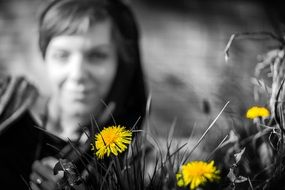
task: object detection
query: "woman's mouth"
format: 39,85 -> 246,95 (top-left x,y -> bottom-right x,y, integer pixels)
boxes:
65,88 -> 95,101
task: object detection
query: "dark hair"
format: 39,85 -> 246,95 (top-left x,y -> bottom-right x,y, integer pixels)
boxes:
39,0 -> 147,129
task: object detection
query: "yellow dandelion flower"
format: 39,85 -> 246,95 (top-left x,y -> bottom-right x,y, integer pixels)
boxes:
92,125 -> 132,159
246,106 -> 270,119
176,161 -> 220,190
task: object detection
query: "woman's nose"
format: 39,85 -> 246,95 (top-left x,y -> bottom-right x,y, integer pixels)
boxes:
69,55 -> 88,82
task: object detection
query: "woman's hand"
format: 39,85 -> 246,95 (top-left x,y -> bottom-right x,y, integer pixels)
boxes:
29,157 -> 63,190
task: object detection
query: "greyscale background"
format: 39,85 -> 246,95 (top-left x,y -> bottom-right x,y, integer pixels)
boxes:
0,0 -> 280,156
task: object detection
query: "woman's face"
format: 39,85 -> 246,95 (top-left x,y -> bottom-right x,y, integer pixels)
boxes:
45,20 -> 117,117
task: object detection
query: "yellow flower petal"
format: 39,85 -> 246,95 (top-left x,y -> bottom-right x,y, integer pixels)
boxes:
246,106 -> 270,119
176,161 -> 220,190
176,173 -> 184,187
91,125 -> 132,159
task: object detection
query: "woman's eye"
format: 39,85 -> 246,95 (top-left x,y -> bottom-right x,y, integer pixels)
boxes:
52,52 -> 70,62
87,51 -> 109,62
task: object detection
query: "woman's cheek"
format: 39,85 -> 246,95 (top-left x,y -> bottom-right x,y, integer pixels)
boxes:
47,64 -> 67,92
91,62 -> 116,86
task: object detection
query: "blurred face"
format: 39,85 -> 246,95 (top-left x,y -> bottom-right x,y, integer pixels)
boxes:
45,20 -> 117,117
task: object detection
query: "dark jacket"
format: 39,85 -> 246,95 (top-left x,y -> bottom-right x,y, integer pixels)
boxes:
0,76 -> 67,188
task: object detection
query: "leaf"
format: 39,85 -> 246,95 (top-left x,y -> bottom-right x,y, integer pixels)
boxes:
224,34 -> 236,63
221,130 -> 238,147
234,148 -> 245,164
227,168 -> 236,182
227,168 -> 248,184
54,159 -> 74,175
53,159 -> 82,187
235,176 -> 248,183
251,78 -> 271,95
225,51 -> 229,63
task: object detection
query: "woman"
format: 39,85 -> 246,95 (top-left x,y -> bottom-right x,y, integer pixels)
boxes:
0,0 -> 147,189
